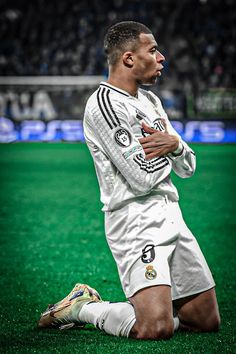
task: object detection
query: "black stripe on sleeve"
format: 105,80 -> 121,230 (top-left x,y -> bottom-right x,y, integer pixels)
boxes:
100,88 -> 118,128
133,154 -> 169,173
97,88 -> 113,129
96,87 -> 122,130
106,90 -> 121,126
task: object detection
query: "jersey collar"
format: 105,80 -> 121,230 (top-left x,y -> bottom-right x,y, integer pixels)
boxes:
100,82 -> 130,97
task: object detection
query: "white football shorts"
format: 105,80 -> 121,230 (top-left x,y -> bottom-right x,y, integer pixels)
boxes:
104,194 -> 215,299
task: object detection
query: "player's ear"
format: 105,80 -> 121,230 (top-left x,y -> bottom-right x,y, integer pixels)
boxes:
122,52 -> 134,68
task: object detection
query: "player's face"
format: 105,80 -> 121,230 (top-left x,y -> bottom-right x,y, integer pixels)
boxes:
132,33 -> 165,85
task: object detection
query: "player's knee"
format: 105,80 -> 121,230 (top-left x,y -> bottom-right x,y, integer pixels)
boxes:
195,310 -> 221,333
135,319 -> 174,340
211,314 -> 221,332
204,312 -> 221,332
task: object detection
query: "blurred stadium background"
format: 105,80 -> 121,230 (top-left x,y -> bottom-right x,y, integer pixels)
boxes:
0,0 -> 235,142
0,0 -> 235,353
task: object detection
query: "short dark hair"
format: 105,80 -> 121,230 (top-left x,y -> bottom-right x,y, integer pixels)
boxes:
104,21 -> 152,65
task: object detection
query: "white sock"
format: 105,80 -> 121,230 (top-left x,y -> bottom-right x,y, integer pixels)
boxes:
173,316 -> 180,331
80,301 -> 180,337
79,301 -> 136,337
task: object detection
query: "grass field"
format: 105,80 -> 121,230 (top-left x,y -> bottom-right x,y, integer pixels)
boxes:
0,143 -> 235,353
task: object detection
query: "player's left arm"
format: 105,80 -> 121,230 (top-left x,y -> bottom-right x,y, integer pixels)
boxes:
139,120 -> 196,178
163,118 -> 196,178
139,92 -> 196,178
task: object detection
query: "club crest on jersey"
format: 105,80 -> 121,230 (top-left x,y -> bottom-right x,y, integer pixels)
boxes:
141,244 -> 155,263
114,128 -> 132,147
145,265 -> 157,280
141,118 -> 165,137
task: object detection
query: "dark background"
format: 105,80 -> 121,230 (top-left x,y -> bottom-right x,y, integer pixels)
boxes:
0,0 -> 235,94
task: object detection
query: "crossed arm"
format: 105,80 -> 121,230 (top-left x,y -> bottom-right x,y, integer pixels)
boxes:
139,121 -> 180,160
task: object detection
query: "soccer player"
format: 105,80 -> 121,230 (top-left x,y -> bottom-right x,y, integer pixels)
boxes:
38,21 -> 220,339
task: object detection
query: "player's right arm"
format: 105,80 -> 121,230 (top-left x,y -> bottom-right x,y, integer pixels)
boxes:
84,97 -> 171,195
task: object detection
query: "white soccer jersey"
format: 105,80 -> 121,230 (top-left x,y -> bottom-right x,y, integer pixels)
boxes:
83,82 -> 196,211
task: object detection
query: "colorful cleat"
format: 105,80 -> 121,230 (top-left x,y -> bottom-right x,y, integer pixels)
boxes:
38,283 -> 102,330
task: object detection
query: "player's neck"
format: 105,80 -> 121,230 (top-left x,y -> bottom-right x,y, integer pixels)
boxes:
107,75 -> 138,97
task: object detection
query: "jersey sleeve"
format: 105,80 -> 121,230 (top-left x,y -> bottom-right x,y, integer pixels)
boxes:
148,91 -> 196,178
85,98 -> 172,195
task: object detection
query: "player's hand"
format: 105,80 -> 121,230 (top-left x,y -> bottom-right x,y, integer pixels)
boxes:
139,122 -> 179,160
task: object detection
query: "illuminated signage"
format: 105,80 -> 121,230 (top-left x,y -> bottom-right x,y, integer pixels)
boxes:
0,118 -> 235,143
0,118 -> 85,142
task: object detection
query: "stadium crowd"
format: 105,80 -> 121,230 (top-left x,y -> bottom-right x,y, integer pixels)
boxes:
0,0 -> 235,93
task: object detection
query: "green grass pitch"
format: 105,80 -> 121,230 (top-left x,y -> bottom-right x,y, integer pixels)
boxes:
0,143 -> 235,353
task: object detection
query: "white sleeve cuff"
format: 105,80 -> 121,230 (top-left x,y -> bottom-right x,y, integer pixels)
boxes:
171,141 -> 184,156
